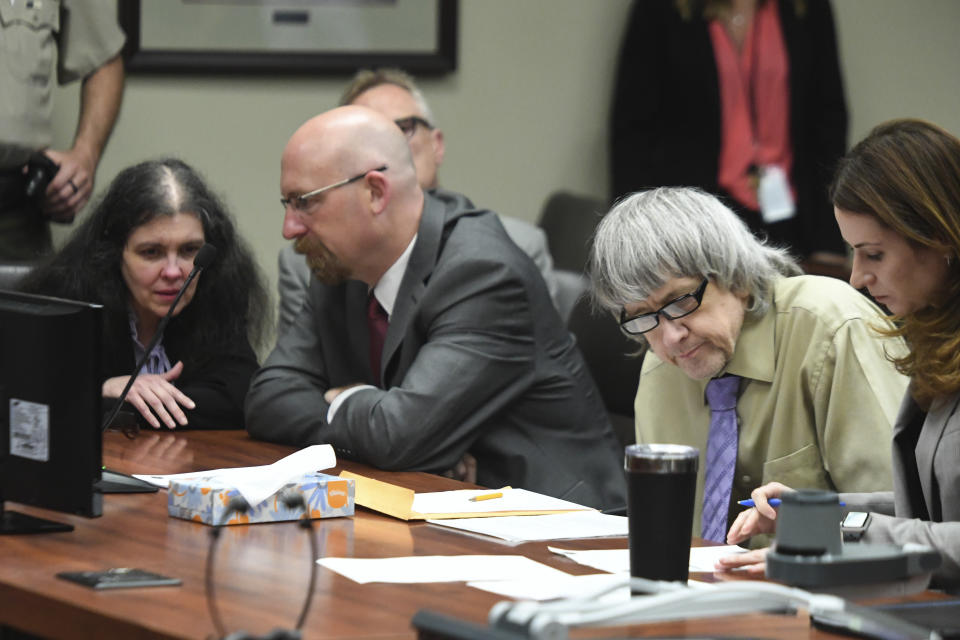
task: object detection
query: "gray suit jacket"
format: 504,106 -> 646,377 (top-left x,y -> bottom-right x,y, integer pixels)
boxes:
844,388 -> 960,590
276,197 -> 559,334
248,189 -> 625,510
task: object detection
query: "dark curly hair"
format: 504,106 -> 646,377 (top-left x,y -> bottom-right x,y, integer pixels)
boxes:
21,158 -> 270,365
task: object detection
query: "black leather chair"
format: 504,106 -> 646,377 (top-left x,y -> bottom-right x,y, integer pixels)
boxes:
537,191 -> 606,273
552,269 -> 588,325
567,294 -> 644,449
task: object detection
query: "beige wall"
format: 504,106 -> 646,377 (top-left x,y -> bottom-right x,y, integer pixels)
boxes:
832,0 -> 960,144
49,0 -> 960,340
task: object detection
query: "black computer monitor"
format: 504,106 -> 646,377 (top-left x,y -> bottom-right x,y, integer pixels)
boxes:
0,289 -> 103,533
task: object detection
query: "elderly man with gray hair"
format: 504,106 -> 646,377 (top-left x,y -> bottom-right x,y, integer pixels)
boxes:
589,187 -> 907,542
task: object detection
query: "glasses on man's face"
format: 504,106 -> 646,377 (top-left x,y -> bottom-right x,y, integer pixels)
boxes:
280,165 -> 388,214
619,278 -> 709,335
394,116 -> 432,139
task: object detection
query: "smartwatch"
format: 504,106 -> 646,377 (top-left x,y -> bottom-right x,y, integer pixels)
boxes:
841,511 -> 871,542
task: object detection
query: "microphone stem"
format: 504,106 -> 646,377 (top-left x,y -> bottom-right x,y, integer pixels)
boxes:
100,265 -> 204,432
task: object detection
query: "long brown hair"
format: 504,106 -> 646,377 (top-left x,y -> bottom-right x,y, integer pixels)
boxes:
831,119 -> 960,404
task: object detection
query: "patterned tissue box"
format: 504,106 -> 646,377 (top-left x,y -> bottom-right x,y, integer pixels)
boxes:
168,472 -> 354,525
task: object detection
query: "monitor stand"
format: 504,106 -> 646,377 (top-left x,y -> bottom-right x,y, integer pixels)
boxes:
0,502 -> 73,534
98,408 -> 160,494
96,469 -> 159,494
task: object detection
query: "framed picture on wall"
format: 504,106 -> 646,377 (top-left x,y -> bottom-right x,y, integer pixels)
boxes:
118,0 -> 458,75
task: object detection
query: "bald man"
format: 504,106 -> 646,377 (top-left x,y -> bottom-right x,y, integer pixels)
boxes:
275,68 -> 560,334
246,107 -> 625,509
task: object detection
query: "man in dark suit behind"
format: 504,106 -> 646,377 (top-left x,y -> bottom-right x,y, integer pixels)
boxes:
245,106 -> 625,510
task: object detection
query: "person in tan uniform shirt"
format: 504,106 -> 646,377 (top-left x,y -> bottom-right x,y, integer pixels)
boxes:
0,0 -> 125,260
589,186 -> 907,540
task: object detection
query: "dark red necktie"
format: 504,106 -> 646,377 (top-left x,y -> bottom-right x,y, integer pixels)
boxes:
367,293 -> 389,386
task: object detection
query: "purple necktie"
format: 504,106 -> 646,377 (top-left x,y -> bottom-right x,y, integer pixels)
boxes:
367,294 -> 389,386
701,375 -> 741,542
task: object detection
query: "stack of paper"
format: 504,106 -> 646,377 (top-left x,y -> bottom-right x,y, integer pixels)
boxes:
426,511 -> 628,543
339,472 -> 592,520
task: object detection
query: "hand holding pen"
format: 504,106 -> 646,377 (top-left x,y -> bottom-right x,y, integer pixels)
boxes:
719,487 -> 846,575
713,482 -> 793,576
725,482 -> 793,544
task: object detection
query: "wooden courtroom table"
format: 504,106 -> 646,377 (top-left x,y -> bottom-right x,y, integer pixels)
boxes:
0,430 -> 931,639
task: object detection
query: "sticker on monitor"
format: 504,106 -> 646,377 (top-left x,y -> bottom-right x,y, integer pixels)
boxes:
10,398 -> 50,462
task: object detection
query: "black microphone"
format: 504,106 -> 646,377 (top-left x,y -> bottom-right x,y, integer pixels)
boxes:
101,243 -> 218,432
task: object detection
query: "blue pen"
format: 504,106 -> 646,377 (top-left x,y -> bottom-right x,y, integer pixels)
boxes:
738,498 -> 781,508
738,498 -> 844,507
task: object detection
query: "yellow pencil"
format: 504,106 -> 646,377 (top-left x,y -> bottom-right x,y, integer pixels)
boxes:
469,492 -> 503,502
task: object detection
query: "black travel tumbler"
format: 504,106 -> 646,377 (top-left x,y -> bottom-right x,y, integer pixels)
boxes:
625,443 -> 699,592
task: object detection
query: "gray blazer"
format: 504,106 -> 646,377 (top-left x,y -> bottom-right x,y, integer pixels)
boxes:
276,200 -> 559,334
844,388 -> 960,590
248,189 -> 625,510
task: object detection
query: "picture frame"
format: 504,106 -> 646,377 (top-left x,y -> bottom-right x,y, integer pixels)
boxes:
118,1 -> 458,75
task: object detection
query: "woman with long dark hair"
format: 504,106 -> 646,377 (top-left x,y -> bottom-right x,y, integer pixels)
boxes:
21,158 -> 269,430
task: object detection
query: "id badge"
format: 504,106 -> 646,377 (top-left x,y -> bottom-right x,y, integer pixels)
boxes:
758,165 -> 795,224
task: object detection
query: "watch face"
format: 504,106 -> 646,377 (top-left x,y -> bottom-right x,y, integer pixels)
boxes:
843,511 -> 869,528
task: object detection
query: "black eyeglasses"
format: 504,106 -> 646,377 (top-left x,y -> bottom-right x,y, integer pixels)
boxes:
619,279 -> 709,335
394,116 -> 432,139
280,165 -> 388,214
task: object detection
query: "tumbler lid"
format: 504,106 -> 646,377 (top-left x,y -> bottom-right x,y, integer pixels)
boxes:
625,444 -> 699,474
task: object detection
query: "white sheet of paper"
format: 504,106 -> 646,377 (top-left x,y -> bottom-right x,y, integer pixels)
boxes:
412,488 -> 590,515
426,511 -> 627,543
469,573 -> 715,602
550,547 -> 629,574
132,444 -> 336,506
548,545 -> 748,574
469,572 -> 630,601
317,555 -> 572,584
687,545 -> 749,571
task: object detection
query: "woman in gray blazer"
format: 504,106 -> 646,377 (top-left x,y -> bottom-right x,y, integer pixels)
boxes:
718,119 -> 960,591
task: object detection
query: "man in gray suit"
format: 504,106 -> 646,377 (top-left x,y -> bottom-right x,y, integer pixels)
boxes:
276,68 -> 559,334
246,107 -> 625,510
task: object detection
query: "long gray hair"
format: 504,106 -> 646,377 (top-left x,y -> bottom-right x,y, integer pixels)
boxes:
590,187 -> 800,320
